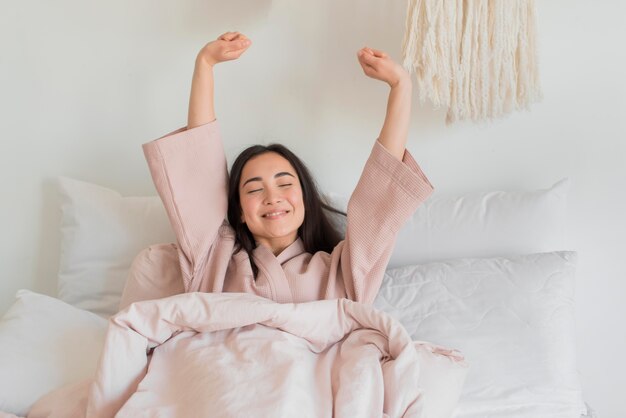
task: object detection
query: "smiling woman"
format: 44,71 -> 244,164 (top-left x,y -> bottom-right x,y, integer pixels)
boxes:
134,31 -> 434,305
228,143 -> 345,277
237,151 -> 306,251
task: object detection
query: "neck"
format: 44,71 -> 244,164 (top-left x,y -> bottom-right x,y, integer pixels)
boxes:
256,235 -> 298,256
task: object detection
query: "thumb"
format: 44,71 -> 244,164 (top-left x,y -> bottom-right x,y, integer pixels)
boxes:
358,50 -> 376,65
236,39 -> 251,50
226,39 -> 251,52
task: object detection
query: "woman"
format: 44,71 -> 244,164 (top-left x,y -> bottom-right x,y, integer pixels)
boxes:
128,31 -> 434,306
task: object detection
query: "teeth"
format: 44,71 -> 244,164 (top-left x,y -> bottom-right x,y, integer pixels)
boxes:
264,211 -> 285,217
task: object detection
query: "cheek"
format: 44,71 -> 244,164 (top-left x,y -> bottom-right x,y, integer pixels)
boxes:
287,188 -> 305,211
239,196 -> 257,221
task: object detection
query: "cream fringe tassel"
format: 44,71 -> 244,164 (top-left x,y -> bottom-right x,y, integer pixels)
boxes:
402,0 -> 542,124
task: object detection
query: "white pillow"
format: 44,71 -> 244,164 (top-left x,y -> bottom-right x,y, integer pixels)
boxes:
57,176 -> 175,317
373,251 -> 586,418
0,290 -> 107,416
56,177 -> 568,317
329,178 -> 570,268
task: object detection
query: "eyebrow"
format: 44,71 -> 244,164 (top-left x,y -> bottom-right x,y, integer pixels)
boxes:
242,172 -> 295,187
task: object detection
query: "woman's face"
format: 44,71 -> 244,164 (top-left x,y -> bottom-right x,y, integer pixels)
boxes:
239,152 -> 305,254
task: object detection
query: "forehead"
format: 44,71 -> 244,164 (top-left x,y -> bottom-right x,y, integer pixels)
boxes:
240,152 -> 298,182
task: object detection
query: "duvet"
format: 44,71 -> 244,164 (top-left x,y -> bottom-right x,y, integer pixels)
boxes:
9,292 -> 468,418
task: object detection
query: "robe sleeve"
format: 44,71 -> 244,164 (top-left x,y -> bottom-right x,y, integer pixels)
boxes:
142,120 -> 228,291
339,140 -> 434,304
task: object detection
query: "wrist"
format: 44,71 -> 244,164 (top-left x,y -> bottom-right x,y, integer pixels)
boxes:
195,54 -> 216,70
389,74 -> 412,90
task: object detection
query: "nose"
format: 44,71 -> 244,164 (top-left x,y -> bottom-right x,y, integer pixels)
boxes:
263,189 -> 283,205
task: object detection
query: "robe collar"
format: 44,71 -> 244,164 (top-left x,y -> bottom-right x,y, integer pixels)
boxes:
252,237 -> 306,265
251,237 -> 306,303
275,237 -> 306,264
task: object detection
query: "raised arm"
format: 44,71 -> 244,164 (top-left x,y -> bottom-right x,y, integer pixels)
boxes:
188,32 -> 252,128
356,47 -> 412,160
332,47 -> 432,304
140,33 -> 252,292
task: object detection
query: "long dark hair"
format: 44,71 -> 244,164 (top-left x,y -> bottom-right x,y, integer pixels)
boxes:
227,143 -> 346,277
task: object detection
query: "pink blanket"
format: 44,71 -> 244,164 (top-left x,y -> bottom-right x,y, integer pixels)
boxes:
22,293 -> 467,418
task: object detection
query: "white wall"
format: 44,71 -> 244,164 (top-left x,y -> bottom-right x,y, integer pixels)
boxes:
1,0 -> 624,416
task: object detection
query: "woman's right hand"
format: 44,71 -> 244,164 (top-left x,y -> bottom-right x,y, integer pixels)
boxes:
197,32 -> 252,67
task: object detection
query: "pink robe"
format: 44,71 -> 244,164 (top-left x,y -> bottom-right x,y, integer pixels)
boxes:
121,119 -> 433,308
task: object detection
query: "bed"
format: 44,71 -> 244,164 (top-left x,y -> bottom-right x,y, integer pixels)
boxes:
0,176 -> 596,417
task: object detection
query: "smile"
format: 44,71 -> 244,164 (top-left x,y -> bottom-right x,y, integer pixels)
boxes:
262,210 -> 289,219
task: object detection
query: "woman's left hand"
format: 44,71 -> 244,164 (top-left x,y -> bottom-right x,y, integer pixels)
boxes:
356,47 -> 410,88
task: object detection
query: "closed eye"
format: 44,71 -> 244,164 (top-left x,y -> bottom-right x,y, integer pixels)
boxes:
247,188 -> 262,194
278,183 -> 292,187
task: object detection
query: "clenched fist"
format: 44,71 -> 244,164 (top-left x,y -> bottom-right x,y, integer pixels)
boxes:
357,47 -> 410,88
197,32 -> 252,67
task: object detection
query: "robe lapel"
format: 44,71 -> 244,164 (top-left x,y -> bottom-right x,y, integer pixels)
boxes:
252,238 -> 306,303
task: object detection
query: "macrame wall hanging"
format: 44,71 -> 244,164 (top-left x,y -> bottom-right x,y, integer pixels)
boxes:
402,0 -> 542,124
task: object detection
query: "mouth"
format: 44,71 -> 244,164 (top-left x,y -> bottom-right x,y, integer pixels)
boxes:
262,210 -> 290,219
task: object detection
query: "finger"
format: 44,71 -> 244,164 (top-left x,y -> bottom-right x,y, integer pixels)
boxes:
222,32 -> 240,41
369,48 -> 387,58
230,39 -> 251,50
357,57 -> 376,74
225,48 -> 249,61
361,64 -> 378,78
233,34 -> 250,44
358,51 -> 376,65
225,41 -> 251,56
